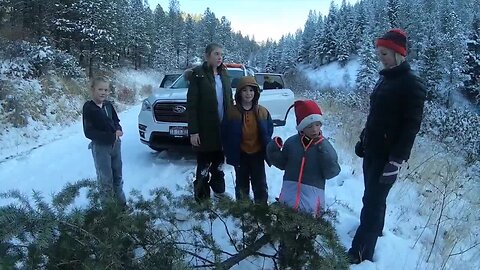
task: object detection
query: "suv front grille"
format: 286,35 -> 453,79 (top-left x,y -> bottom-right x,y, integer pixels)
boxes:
154,102 -> 188,123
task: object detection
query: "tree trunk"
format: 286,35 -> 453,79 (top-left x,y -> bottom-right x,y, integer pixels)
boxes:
89,41 -> 94,78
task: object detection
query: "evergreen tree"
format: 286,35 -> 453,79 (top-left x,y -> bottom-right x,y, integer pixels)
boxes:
218,16 -> 233,62
198,8 -> 218,51
418,34 -> 442,101
336,0 -> 354,66
321,2 -> 339,63
464,15 -> 480,104
0,181 -> 349,269
182,14 -> 197,67
298,10 -> 318,64
386,0 -> 400,28
356,33 -> 378,92
439,0 -> 467,107
309,16 -> 325,67
265,43 -> 279,72
168,0 -> 183,68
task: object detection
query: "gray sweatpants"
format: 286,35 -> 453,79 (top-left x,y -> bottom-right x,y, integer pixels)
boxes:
90,140 -> 126,206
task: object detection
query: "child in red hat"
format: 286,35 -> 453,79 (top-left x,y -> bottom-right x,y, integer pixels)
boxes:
266,99 -> 341,217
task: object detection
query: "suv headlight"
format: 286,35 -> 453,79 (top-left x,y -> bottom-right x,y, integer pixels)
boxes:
142,99 -> 152,111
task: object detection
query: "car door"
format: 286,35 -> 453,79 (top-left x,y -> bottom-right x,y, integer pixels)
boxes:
255,73 -> 294,126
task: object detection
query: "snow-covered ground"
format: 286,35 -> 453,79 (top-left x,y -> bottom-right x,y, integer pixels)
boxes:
0,68 -> 162,163
1,64 -> 477,269
0,102 -> 466,270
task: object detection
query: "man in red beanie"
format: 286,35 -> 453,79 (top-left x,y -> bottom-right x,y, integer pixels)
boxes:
349,29 -> 427,264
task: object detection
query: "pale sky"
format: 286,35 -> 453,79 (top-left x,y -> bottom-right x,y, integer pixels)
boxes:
148,0 -> 357,42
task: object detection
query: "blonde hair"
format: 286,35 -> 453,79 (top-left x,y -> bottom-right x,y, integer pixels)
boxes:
395,53 -> 406,66
90,76 -> 110,91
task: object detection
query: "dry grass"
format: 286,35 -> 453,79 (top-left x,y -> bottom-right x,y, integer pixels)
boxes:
309,90 -> 479,269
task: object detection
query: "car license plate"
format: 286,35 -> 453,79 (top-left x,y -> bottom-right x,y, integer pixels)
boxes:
169,126 -> 188,137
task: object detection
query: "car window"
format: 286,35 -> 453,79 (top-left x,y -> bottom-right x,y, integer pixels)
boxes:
170,69 -> 245,89
160,74 -> 181,88
255,74 -> 284,90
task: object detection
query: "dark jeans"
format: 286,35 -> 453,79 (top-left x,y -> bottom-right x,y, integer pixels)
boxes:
91,140 -> 126,206
349,155 -> 392,261
234,151 -> 268,204
194,150 -> 225,202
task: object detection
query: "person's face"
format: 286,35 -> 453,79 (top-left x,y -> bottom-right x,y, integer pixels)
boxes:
91,81 -> 110,104
303,121 -> 322,139
240,86 -> 255,104
207,47 -> 223,67
377,46 -> 397,69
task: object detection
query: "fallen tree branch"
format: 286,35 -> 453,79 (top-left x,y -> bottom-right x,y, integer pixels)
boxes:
219,234 -> 272,269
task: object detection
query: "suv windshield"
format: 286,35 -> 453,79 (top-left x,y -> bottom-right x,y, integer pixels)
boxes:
170,69 -> 245,89
160,74 -> 181,88
255,74 -> 284,90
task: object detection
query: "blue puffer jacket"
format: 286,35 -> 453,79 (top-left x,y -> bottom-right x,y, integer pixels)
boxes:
221,104 -> 273,166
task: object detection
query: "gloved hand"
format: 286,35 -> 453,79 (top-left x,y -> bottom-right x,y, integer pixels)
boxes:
354,141 -> 364,158
379,158 -> 404,184
273,136 -> 283,149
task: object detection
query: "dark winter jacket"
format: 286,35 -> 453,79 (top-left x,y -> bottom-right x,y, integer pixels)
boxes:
221,104 -> 274,166
360,61 -> 426,161
187,62 -> 234,152
82,100 -> 122,145
267,134 -> 341,216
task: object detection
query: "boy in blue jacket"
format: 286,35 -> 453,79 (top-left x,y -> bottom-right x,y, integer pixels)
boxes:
222,76 -> 273,204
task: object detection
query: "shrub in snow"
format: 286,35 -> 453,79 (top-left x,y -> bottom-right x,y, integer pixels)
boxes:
295,83 -> 480,162
0,181 -> 349,269
0,38 -> 86,128
0,38 -> 85,80
421,102 -> 480,162
115,86 -> 136,105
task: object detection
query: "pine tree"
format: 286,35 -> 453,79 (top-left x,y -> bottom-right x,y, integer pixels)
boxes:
278,35 -> 297,72
464,15 -> 480,104
198,8 -> 218,51
182,14 -> 197,68
336,0 -> 353,66
298,10 -> 318,64
309,16 -> 325,67
167,0 -> 184,68
321,2 -> 338,63
439,0 -> 468,107
153,4 -> 175,71
0,181 -> 349,269
126,0 -> 150,70
265,43 -> 279,72
418,32 -> 443,101
218,16 -> 233,62
386,0 -> 400,28
355,33 -> 378,92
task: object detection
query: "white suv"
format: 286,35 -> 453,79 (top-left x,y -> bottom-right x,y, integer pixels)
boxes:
138,64 -> 294,151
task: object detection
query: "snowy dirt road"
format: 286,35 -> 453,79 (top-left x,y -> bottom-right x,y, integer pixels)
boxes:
0,104 -> 455,270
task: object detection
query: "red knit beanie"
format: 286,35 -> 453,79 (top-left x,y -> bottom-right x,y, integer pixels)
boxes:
376,29 -> 408,56
294,100 -> 322,131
